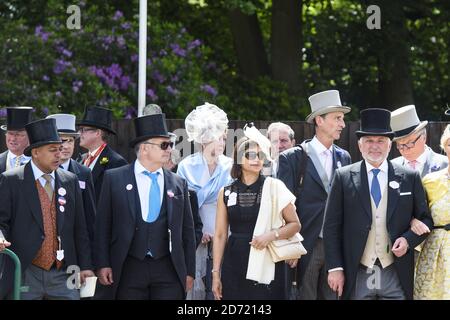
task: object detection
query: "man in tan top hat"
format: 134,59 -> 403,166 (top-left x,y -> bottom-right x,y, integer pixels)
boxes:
391,105 -> 448,177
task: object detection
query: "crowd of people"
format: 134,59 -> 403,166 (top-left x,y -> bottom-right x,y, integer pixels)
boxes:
0,90 -> 449,300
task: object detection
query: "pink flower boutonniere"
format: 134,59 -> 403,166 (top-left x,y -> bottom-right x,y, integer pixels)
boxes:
99,157 -> 109,165
167,190 -> 175,198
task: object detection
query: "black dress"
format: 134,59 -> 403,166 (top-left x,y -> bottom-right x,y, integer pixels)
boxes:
221,175 -> 286,300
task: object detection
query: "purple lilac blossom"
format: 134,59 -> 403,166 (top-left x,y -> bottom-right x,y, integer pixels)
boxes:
200,84 -> 218,97
146,89 -> 158,101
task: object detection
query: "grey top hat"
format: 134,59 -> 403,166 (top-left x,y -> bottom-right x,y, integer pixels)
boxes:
306,90 -> 351,124
46,114 -> 80,138
390,105 -> 428,141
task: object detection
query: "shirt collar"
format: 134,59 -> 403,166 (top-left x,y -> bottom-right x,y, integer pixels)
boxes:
7,151 -> 30,161
30,160 -> 55,181
365,159 -> 388,175
310,136 -> 333,155
89,145 -> 103,157
60,159 -> 71,171
414,146 -> 429,165
134,159 -> 164,176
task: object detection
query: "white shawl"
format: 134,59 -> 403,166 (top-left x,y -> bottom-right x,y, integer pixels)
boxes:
246,177 -> 296,284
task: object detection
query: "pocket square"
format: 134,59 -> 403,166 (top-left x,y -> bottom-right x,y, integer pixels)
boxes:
400,192 -> 412,196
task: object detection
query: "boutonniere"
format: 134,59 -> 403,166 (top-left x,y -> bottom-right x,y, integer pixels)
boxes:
389,181 -> 400,189
430,164 -> 440,172
99,157 -> 109,165
167,190 -> 175,198
337,160 -> 342,168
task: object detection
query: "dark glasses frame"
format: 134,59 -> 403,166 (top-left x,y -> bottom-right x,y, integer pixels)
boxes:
143,141 -> 174,150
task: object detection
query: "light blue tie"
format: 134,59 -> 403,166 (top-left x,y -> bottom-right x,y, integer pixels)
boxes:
143,171 -> 161,223
371,168 -> 381,208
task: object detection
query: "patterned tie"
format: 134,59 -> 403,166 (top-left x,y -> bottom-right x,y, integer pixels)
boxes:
42,174 -> 54,200
408,160 -> 417,170
371,169 -> 381,208
14,155 -> 22,167
143,171 -> 161,223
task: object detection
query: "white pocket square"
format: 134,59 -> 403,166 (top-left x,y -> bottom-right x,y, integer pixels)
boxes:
400,192 -> 412,196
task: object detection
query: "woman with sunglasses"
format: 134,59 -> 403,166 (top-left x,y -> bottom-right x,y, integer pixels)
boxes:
177,103 -> 232,300
212,125 -> 301,300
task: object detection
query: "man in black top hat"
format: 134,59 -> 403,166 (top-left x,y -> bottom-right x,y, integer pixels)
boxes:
0,118 -> 94,299
94,113 -> 196,300
0,107 -> 33,299
0,107 -> 33,173
77,106 -> 127,201
323,108 -> 432,300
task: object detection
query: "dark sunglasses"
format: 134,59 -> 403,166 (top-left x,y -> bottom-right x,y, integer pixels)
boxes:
244,151 -> 266,161
143,141 -> 174,150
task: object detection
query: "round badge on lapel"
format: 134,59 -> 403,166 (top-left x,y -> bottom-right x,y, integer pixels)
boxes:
58,187 -> 67,196
126,184 -> 133,191
58,197 -> 66,206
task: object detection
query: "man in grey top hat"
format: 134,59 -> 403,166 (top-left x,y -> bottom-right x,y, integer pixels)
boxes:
278,89 -> 352,300
391,105 -> 448,177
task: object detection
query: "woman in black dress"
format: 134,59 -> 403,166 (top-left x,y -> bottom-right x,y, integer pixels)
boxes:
212,128 -> 300,300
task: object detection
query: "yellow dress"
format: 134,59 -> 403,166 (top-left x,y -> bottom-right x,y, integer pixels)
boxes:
414,169 -> 450,300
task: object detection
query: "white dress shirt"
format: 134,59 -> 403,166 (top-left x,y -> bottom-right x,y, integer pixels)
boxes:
310,136 -> 333,180
31,160 -> 55,190
405,147 -> 428,173
86,145 -> 103,170
365,159 -> 388,199
7,151 -> 31,170
134,160 -> 164,221
59,159 -> 70,171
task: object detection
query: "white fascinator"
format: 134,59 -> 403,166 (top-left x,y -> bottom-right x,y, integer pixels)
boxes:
185,102 -> 229,144
243,123 -> 273,162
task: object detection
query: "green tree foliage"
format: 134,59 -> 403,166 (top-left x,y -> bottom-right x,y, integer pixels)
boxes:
0,0 -> 448,121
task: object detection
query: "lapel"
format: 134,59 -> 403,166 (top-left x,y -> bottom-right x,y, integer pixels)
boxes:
0,151 -> 7,173
332,145 -> 344,172
386,161 -> 402,224
421,148 -> 432,177
54,170 -> 66,235
23,163 -> 44,234
350,161 -> 372,221
68,159 -> 80,176
91,145 -> 110,183
302,141 -> 327,191
125,163 -> 140,222
163,168 -> 174,228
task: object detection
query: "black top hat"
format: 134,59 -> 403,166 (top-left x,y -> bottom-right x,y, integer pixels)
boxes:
24,118 -> 62,156
129,113 -> 170,148
1,107 -> 33,131
77,106 -> 116,135
355,108 -> 395,139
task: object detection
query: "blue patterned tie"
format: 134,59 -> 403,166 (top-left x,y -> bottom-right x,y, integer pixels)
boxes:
371,168 -> 381,208
143,171 -> 161,223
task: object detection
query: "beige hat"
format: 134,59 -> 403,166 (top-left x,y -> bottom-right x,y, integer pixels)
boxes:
306,90 -> 351,124
390,105 -> 428,141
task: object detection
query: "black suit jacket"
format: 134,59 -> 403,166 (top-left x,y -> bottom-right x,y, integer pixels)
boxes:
0,163 -> 92,297
323,160 -> 433,299
79,145 -> 127,202
94,163 -> 196,298
277,140 -> 352,283
0,151 -> 7,173
68,159 -> 96,256
188,190 -> 203,248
